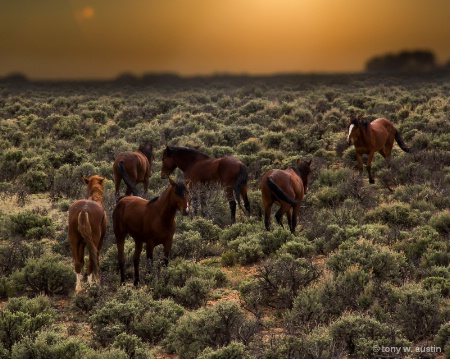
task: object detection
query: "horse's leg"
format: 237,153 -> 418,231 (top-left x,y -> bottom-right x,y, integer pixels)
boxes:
366,151 -> 376,184
162,240 -> 172,267
275,207 -> 284,227
291,205 -> 301,234
133,241 -> 143,286
241,184 -> 251,216
263,200 -> 273,231
225,187 -> 237,223
74,240 -> 85,293
276,204 -> 291,229
146,242 -> 155,268
114,173 -> 121,199
355,152 -> 364,174
143,177 -> 150,199
116,238 -> 126,284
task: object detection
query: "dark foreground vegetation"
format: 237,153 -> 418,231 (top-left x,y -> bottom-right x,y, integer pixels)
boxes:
0,73 -> 450,358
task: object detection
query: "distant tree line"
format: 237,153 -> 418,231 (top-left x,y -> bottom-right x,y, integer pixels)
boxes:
365,50 -> 450,73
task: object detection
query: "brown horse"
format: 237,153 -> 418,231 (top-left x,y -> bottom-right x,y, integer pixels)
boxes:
113,143 -> 154,198
161,146 -> 250,223
113,178 -> 190,285
68,175 -> 107,293
347,114 -> 410,184
261,159 -> 312,234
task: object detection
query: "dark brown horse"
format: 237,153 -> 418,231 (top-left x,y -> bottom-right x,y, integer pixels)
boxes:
113,143 -> 154,198
113,178 -> 190,285
347,114 -> 410,184
68,175 -> 107,293
161,146 -> 250,223
261,159 -> 312,234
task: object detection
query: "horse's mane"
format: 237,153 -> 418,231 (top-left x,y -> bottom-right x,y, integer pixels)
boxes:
138,144 -> 154,161
291,161 -> 311,181
147,196 -> 159,206
167,146 -> 210,160
88,185 -> 104,204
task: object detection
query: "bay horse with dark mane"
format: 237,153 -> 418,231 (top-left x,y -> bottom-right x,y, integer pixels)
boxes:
113,178 -> 190,285
113,143 -> 154,198
161,146 -> 250,223
68,175 -> 107,293
347,114 -> 410,184
261,159 -> 312,234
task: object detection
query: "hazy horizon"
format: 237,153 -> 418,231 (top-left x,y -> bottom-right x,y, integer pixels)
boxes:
1,0 -> 449,80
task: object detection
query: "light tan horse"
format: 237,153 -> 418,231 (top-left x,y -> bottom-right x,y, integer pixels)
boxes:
347,114 -> 410,184
68,175 -> 107,293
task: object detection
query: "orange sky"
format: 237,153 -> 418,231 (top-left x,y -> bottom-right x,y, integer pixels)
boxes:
1,0 -> 449,80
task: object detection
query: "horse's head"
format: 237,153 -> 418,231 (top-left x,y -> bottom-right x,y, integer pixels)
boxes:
83,175 -> 106,201
295,159 -> 312,193
347,114 -> 366,144
161,146 -> 177,178
169,177 -> 191,216
139,143 -> 154,162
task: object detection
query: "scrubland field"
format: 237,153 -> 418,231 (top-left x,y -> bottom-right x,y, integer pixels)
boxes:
0,73 -> 449,358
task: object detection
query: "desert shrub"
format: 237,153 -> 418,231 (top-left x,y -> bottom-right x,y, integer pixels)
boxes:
227,235 -> 264,265
329,314 -> 410,357
9,252 -> 75,295
279,235 -> 315,258
9,210 -> 55,239
429,210 -> 450,235
166,301 -> 258,359
435,322 -> 450,358
0,241 -> 30,277
312,223 -> 360,255
112,333 -> 153,359
326,240 -> 407,283
149,259 -> 226,309
51,115 -> 81,139
364,202 -> 420,228
387,283 -> 444,341
0,296 -> 55,351
422,277 -> 450,297
240,254 -> 319,310
21,169 -> 50,193
11,331 -> 94,359
197,342 -> 251,359
0,148 -> 24,181
72,284 -> 108,313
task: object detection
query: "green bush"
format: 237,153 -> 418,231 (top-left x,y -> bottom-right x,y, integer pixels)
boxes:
112,333 -> 153,359
9,210 -> 55,239
197,342 -> 251,359
9,253 -> 75,295
429,210 -> 450,235
364,202 -> 420,228
0,296 -> 55,351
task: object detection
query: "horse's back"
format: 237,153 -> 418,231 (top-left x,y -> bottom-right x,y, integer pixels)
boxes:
262,168 -> 304,199
68,200 -> 106,239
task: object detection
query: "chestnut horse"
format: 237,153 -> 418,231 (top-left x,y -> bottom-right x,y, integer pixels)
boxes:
261,159 -> 312,234
161,146 -> 250,223
113,178 -> 190,285
68,175 -> 107,293
113,143 -> 154,198
347,114 -> 410,184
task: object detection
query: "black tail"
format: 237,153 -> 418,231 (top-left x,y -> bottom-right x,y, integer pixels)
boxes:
118,161 -> 139,196
266,177 -> 300,206
234,164 -> 249,212
395,131 -> 411,153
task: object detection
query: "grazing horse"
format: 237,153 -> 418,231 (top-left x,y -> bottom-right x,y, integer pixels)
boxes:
161,146 -> 250,223
261,159 -> 312,234
68,175 -> 107,293
113,143 -> 154,198
347,114 -> 410,184
113,178 -> 190,285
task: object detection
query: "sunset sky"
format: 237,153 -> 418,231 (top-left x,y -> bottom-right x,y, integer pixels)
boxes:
1,0 -> 449,80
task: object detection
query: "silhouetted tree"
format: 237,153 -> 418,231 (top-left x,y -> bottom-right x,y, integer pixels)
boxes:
366,50 -> 437,73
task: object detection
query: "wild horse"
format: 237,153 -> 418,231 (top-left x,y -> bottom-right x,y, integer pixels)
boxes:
68,175 -> 107,293
347,114 -> 410,184
113,178 -> 190,285
113,143 -> 154,198
161,146 -> 250,223
261,159 -> 312,234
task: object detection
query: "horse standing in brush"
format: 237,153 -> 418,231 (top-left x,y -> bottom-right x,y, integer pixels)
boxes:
161,146 -> 250,223
347,114 -> 410,184
261,159 -> 312,234
113,143 -> 154,199
68,175 -> 107,293
113,178 -> 190,285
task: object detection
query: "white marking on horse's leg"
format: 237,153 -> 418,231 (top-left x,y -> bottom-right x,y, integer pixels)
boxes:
75,272 -> 82,293
347,124 -> 354,143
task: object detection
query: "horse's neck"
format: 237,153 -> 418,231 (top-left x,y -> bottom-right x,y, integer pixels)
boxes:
175,152 -> 209,172
88,188 -> 104,207
138,149 -> 152,162
291,167 -> 308,185
154,187 -> 177,218
358,124 -> 372,144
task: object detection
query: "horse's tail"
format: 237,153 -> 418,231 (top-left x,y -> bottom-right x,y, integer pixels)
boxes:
118,161 -> 139,196
78,211 -> 99,278
266,177 -> 300,207
395,131 -> 411,153
234,164 -> 250,215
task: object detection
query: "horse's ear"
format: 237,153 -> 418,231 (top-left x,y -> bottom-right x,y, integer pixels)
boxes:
307,160 -> 312,166
185,179 -> 192,188
82,176 -> 89,184
168,177 -> 175,186
165,146 -> 172,155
